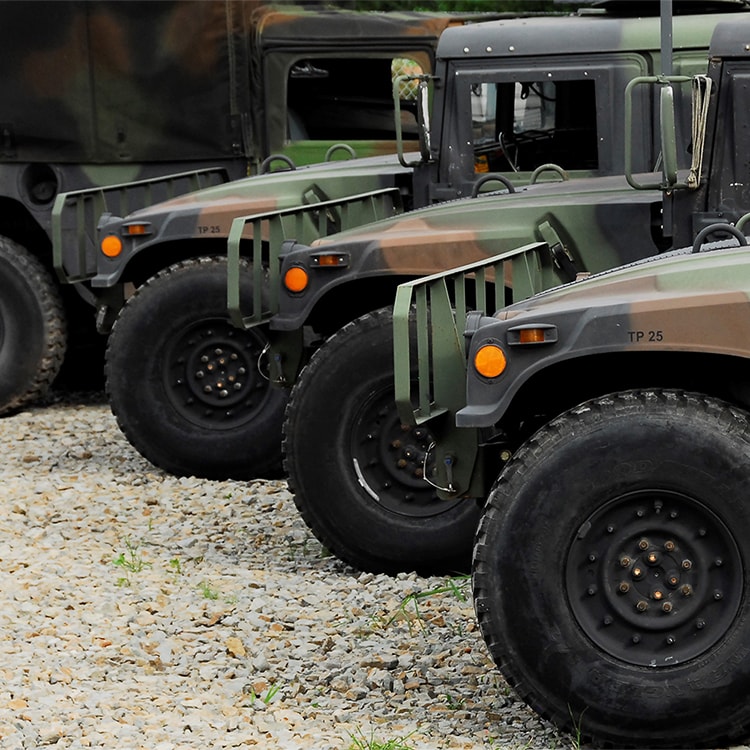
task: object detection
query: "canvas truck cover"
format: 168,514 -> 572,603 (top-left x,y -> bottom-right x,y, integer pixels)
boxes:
0,0 -> 252,164
0,0 -> 260,164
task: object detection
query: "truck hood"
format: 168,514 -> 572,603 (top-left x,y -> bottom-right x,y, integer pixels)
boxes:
123,152 -> 412,220
311,174 -> 659,249
496,240 -> 750,321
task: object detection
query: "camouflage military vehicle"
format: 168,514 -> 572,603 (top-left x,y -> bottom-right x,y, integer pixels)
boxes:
0,0 -> 468,415
281,3 -> 750,576
54,3 -> 741,481
387,16 -> 750,748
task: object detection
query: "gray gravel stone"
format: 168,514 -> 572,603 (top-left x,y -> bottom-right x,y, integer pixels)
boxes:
0,390 -> 672,749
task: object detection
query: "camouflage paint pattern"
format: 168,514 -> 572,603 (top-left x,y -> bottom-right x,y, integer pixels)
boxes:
58,7 -> 742,305
271,175 -> 663,330
459,242 -> 750,427
0,1 -> 461,168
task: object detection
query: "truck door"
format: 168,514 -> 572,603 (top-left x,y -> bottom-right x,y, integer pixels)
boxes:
262,49 -> 432,168
435,57 -> 653,199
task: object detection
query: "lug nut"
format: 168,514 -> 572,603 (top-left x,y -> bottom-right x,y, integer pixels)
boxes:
682,559 -> 693,570
636,600 -> 649,612
620,556 -> 632,568
632,567 -> 644,580
638,538 -> 649,551
681,584 -> 693,597
662,601 -> 673,613
618,582 -> 631,594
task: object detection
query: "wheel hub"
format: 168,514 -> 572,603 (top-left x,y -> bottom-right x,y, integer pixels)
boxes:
351,387 -> 461,517
566,490 -> 742,667
165,319 -> 269,429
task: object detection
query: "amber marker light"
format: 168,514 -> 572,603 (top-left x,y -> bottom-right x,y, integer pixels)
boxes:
519,328 -> 546,344
100,234 -> 123,258
474,343 -> 507,378
124,223 -> 149,236
284,266 -> 309,293
311,253 -> 348,267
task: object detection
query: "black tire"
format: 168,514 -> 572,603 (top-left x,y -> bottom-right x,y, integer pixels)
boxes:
474,390 -> 750,748
284,307 -> 481,575
0,236 -> 66,414
105,257 -> 287,479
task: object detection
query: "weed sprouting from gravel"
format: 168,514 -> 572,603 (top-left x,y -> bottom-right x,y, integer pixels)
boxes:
347,728 -> 416,750
112,537 -> 152,586
386,575 -> 471,633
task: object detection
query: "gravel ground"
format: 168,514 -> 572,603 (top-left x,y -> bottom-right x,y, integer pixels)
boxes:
4,391 -> 750,750
0,390 -> 570,750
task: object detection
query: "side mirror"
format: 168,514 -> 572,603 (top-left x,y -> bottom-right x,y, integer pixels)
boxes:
416,78 -> 432,162
659,83 -> 678,187
624,74 -> 691,191
393,73 -> 435,168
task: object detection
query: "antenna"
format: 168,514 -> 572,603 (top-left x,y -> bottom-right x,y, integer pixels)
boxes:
661,0 -> 673,75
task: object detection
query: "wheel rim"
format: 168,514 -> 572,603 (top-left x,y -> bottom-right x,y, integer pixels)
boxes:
566,490 -> 743,667
349,384 -> 463,517
163,317 -> 272,430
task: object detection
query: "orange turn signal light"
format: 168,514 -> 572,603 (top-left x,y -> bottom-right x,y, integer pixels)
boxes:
284,266 -> 309,293
124,223 -> 149,236
100,234 -> 123,258
474,343 -> 507,378
518,328 -> 547,344
312,253 -> 347,267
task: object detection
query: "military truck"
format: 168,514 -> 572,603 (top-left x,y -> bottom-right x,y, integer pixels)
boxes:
385,15 -> 750,748
54,3 -> 742,481
0,0 -> 471,415
280,1 -> 750,576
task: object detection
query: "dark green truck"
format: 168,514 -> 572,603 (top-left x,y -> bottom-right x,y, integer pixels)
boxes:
385,15 -> 750,748
0,0 -> 467,414
53,2 -> 740,481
